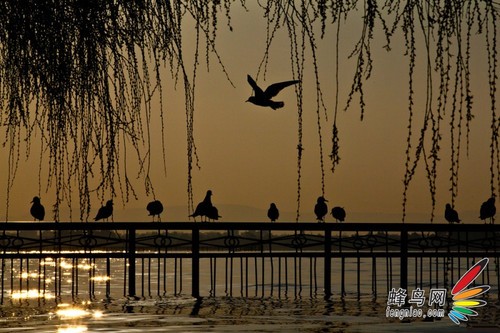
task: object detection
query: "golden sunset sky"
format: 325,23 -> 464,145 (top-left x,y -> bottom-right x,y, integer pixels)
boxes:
0,2 -> 497,223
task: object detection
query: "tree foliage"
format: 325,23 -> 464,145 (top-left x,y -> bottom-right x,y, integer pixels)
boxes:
0,0 -> 497,221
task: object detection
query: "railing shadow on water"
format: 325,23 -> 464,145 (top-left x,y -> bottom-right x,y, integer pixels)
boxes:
0,222 -> 499,304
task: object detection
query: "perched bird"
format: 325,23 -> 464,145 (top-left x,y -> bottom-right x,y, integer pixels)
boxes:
267,203 -> 279,222
480,197 -> 496,224
331,206 -> 346,223
94,200 -> 113,221
189,190 -> 213,222
30,196 -> 45,221
246,75 -> 300,110
444,204 -> 460,223
314,196 -> 328,222
147,200 -> 164,222
206,205 -> 221,222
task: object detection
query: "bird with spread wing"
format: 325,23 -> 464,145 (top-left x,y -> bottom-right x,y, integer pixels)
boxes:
246,75 -> 300,110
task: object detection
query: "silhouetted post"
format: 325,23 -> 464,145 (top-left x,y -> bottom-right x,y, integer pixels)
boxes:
324,228 -> 332,298
192,227 -> 200,298
128,228 -> 136,297
400,228 -> 408,291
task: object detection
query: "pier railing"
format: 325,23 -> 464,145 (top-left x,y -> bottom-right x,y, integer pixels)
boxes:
1,222 -> 499,300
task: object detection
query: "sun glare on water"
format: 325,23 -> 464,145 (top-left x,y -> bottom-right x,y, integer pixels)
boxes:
56,305 -> 89,319
57,325 -> 88,333
90,275 -> 110,282
11,289 -> 55,300
54,303 -> 104,320
20,272 -> 43,279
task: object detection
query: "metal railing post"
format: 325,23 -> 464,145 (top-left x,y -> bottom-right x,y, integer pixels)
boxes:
324,228 -> 332,299
400,227 -> 408,291
192,226 -> 200,298
128,228 -> 136,297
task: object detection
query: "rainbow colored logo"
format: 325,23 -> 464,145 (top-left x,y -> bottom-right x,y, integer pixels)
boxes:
448,257 -> 490,325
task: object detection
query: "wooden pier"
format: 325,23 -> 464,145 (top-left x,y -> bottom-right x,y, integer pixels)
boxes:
1,222 -> 499,301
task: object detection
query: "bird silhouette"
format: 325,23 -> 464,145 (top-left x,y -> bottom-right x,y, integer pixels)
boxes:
314,196 -> 328,222
94,200 -> 113,221
30,196 -> 45,221
480,197 -> 496,224
190,190 -> 213,222
147,200 -> 164,222
267,203 -> 279,222
246,75 -> 300,110
445,204 -> 460,223
331,206 -> 346,223
206,205 -> 221,222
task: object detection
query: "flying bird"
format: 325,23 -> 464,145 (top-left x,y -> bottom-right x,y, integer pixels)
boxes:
94,200 -> 113,221
445,204 -> 460,224
206,205 -> 222,222
267,203 -> 279,222
147,200 -> 164,222
331,206 -> 346,223
314,196 -> 328,222
190,190 -> 213,222
246,75 -> 300,110
480,197 -> 496,224
30,196 -> 45,221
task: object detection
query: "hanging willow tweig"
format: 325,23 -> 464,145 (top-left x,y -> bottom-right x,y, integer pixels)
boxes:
0,0 -> 498,221
0,0 -> 236,221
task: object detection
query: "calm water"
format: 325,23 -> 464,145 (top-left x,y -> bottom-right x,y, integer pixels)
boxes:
1,256 -> 499,332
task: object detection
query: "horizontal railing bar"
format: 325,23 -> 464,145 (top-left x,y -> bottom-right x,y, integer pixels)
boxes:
1,222 -> 500,232
1,251 -> 498,259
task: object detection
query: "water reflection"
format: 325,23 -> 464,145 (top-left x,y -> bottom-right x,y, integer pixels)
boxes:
20,272 -> 43,279
54,303 -> 105,320
93,310 -> 104,318
91,275 -> 110,282
55,305 -> 89,319
57,325 -> 88,333
40,258 -> 56,267
1,256 -> 498,332
0,295 -> 496,332
77,263 -> 94,270
60,260 -> 74,269
11,289 -> 55,300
